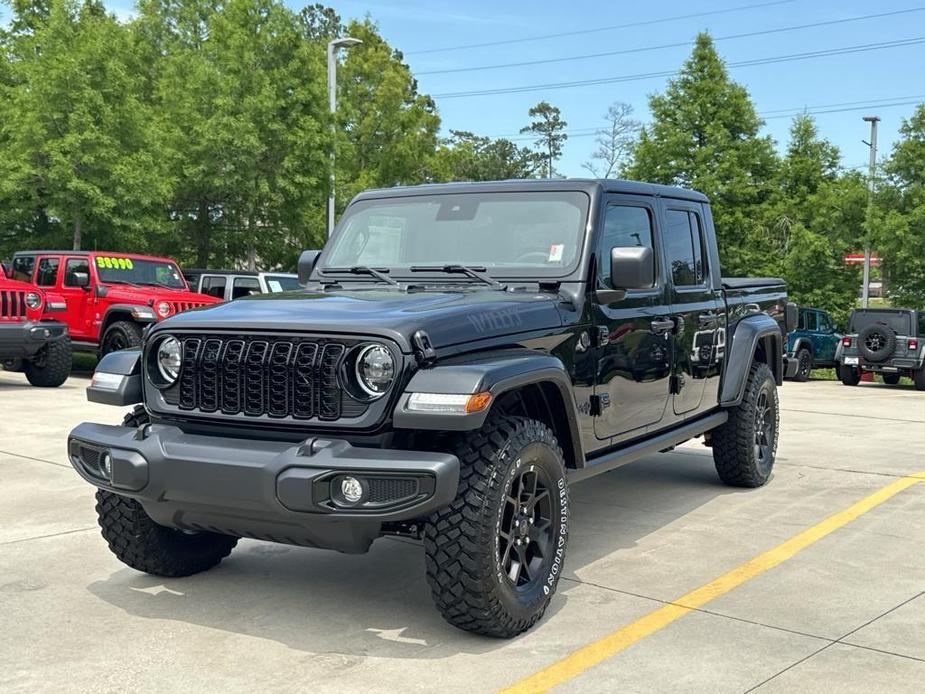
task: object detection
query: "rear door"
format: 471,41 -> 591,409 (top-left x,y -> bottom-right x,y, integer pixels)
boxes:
660,202 -> 722,416
592,196 -> 672,441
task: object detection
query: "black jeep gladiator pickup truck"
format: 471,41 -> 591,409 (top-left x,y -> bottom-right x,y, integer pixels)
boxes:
68,180 -> 796,637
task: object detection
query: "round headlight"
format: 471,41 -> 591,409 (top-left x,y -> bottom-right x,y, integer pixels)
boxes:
156,301 -> 172,318
156,336 -> 181,385
355,344 -> 394,397
25,292 -> 42,310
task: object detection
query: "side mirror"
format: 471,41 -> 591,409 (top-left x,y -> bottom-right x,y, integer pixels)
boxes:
297,250 -> 322,285
72,271 -> 90,288
610,246 -> 655,291
785,302 -> 799,333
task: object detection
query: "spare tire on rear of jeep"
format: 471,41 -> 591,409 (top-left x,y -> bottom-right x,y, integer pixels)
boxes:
857,324 -> 896,363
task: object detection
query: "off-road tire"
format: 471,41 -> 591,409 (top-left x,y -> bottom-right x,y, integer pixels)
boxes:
841,366 -> 861,386
24,337 -> 72,387
424,416 -> 569,638
712,361 -> 779,488
857,325 -> 896,363
794,348 -> 812,382
882,373 -> 901,386
100,320 -> 143,356
914,368 -> 925,392
94,405 -> 237,577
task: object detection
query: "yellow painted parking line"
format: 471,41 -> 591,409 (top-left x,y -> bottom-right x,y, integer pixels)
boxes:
501,472 -> 925,694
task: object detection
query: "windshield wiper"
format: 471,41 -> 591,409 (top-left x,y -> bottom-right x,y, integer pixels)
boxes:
409,264 -> 506,290
139,281 -> 183,290
320,266 -> 398,286
103,279 -> 143,288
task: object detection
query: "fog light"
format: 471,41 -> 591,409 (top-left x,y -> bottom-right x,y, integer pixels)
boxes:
99,451 -> 113,479
341,476 -> 364,504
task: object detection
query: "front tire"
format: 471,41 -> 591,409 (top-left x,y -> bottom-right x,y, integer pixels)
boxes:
24,338 -> 72,387
100,320 -> 143,356
94,406 -> 237,576
712,362 -> 779,488
794,348 -> 812,382
424,416 -> 569,638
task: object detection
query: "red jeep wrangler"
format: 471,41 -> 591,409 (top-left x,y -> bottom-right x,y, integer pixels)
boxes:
9,251 -> 219,356
0,273 -> 71,386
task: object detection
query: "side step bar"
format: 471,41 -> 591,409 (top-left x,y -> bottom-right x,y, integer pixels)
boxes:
569,410 -> 728,483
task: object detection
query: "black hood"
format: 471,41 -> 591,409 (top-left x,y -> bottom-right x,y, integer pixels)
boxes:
154,287 -> 564,352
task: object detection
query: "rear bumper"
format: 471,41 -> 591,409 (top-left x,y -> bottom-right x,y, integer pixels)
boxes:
67,422 -> 459,553
0,320 -> 68,359
840,355 -> 923,371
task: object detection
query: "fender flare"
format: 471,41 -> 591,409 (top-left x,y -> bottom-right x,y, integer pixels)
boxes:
791,337 -> 813,356
719,314 -> 783,407
102,304 -> 157,331
393,351 -> 584,468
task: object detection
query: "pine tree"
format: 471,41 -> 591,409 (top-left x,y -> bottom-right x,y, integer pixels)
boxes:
626,33 -> 777,274
520,101 -> 568,178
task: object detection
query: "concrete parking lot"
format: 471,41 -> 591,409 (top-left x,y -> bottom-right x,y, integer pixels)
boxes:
1,369 -> 924,693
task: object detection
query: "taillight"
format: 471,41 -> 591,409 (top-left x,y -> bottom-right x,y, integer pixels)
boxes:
842,336 -> 851,347
908,339 -> 918,351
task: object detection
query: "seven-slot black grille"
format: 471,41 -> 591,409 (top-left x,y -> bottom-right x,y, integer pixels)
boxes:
166,335 -> 366,421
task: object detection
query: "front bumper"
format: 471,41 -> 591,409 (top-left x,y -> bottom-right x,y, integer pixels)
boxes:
67,422 -> 460,553
0,320 -> 68,359
783,355 -> 799,378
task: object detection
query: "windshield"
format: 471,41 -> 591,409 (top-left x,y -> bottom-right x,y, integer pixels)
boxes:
94,256 -> 186,289
264,274 -> 301,292
849,310 -> 912,335
322,191 -> 590,279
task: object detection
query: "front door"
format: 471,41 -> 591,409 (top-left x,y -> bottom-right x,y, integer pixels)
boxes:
593,198 -> 672,441
661,203 -> 722,416
60,256 -> 94,340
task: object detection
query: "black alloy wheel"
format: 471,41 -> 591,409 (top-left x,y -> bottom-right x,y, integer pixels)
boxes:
753,387 -> 776,476
499,465 -> 555,589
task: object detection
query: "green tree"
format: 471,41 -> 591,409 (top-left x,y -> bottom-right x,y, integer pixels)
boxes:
875,104 -> 925,308
626,33 -> 777,274
520,101 -> 567,178
744,115 -> 865,326
1,0 -> 169,251
433,130 -> 537,182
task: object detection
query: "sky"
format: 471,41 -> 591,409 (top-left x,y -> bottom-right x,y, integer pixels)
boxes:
5,0 -> 924,177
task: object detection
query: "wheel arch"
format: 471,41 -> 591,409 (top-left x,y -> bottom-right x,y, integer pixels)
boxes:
100,305 -> 153,337
392,351 -> 585,469
720,314 -> 783,407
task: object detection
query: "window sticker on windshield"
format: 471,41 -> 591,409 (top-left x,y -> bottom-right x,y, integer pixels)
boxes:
95,256 -> 134,270
548,244 -> 564,263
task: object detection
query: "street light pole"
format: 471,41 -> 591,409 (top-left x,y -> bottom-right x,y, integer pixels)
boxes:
861,115 -> 880,308
327,37 -> 362,239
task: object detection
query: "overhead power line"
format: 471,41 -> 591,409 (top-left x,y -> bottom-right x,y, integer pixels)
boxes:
432,36 -> 925,99
406,0 -> 797,55
417,8 -> 925,76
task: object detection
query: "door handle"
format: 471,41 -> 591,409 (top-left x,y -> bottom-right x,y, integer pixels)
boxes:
699,313 -> 719,329
650,319 -> 675,335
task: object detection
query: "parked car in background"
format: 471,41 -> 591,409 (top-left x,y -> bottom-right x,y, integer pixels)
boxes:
70,179 -> 797,638
0,274 -> 71,386
839,308 -> 925,389
786,307 -> 842,381
183,269 -> 300,301
10,251 -> 220,356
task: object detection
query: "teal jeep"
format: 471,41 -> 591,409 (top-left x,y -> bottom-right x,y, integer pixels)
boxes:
786,307 -> 841,381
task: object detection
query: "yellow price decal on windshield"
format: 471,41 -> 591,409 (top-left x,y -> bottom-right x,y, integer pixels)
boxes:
95,256 -> 134,270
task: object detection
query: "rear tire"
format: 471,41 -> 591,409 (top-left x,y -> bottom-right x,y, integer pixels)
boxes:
914,368 -> 925,392
882,373 -> 901,385
712,361 -> 779,488
840,366 -> 861,386
424,416 -> 569,638
95,405 -> 237,577
24,338 -> 72,387
100,320 -> 143,356
794,348 -> 812,382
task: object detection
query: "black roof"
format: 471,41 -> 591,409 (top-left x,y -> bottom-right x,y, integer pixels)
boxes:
353,178 -> 709,204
